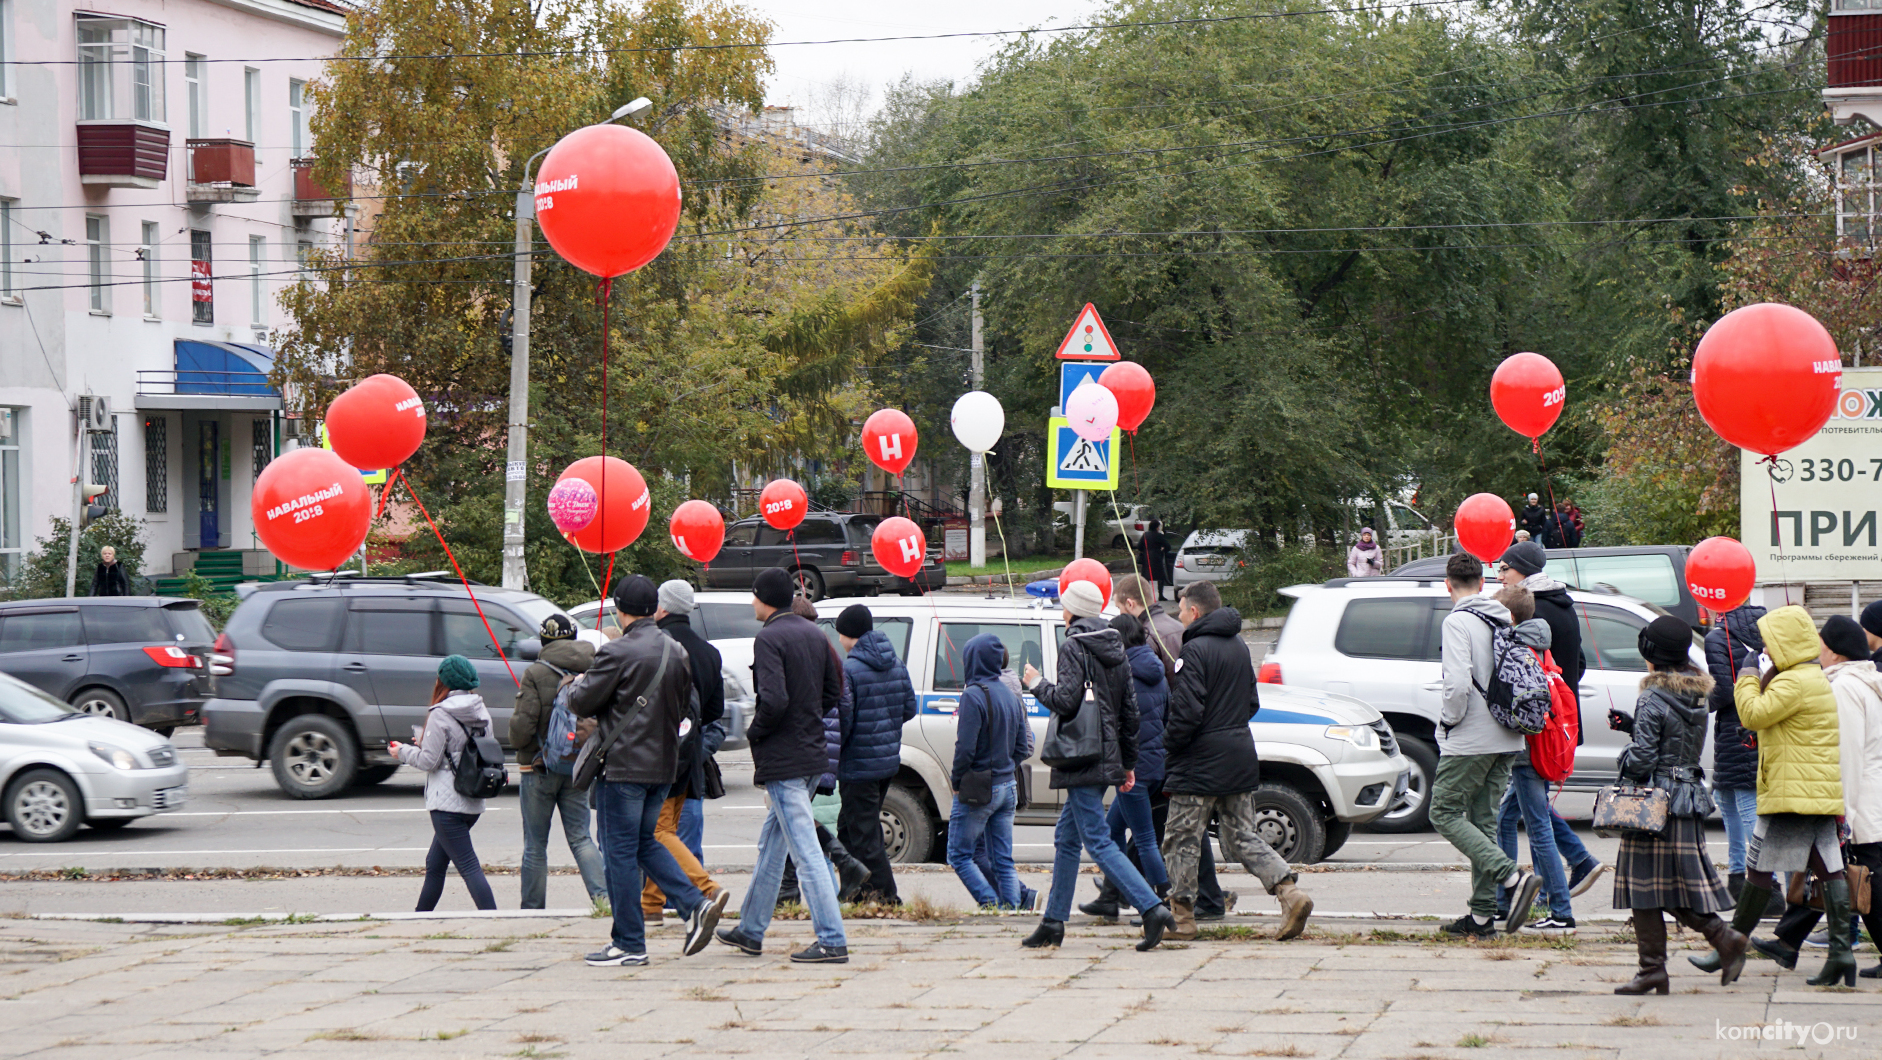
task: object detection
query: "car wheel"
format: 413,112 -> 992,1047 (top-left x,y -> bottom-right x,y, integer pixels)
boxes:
1110,535 -> 1126,548
87,818 -> 135,832
269,714 -> 358,799
150,726 -> 176,738
1320,819 -> 1353,859
353,763 -> 401,787
792,568 -> 826,602
1365,734 -> 1435,834
1248,782 -> 1326,864
71,688 -> 129,722
5,769 -> 84,843
880,782 -> 934,864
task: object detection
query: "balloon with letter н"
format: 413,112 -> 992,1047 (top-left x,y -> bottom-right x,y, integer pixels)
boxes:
872,516 -> 927,579
1691,302 -> 1841,457
861,409 -> 918,476
669,500 -> 725,565
252,447 -> 373,571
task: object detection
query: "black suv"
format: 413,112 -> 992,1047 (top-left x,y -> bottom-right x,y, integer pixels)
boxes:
703,511 -> 946,601
202,574 -> 565,798
0,597 -> 217,734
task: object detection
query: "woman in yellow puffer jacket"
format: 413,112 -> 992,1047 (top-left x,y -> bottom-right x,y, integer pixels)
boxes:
1708,606 -> 1849,986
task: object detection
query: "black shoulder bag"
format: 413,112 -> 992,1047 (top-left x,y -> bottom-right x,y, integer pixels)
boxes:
1039,645 -> 1104,770
572,637 -> 676,790
442,713 -> 508,799
957,681 -> 997,806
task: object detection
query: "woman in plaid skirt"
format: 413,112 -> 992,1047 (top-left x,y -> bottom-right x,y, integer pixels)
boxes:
1606,616 -> 1748,995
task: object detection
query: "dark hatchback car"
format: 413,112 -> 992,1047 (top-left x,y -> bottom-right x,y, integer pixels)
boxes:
702,512 -> 946,601
1390,544 -> 1702,629
0,597 -> 218,734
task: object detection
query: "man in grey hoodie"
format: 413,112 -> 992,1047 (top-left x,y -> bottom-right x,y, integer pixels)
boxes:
1432,552 -> 1542,938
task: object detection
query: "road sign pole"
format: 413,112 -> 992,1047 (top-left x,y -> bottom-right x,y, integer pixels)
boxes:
969,282 -> 986,568
1073,489 -> 1087,561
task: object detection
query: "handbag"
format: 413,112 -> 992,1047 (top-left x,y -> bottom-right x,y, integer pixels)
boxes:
957,681 -> 998,806
572,636 -> 676,790
1591,783 -> 1670,838
1786,861 -> 1873,915
1039,662 -> 1104,771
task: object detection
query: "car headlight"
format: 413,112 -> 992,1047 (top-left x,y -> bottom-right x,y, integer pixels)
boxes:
89,742 -> 143,770
1324,725 -> 1378,750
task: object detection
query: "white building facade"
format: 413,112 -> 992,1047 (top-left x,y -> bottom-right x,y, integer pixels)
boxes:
0,0 -> 349,586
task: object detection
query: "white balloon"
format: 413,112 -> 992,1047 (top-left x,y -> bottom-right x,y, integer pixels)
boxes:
951,390 -> 1005,453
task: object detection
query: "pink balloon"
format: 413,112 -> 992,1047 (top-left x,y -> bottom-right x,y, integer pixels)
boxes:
547,476 -> 599,535
1065,380 -> 1118,443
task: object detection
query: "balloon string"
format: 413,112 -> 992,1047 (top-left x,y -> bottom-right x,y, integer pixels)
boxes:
598,276 -> 613,614
993,508 -> 1015,599
1533,441 -> 1598,653
374,471 -> 398,521
790,528 -> 803,594
602,552 -> 618,610
1763,456 -> 1793,606
1109,488 -> 1147,599
1128,431 -> 1139,499
400,472 -> 519,688
568,532 -> 605,607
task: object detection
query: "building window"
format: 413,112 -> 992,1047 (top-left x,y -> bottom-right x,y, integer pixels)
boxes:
140,221 -> 158,317
0,409 -> 20,586
252,418 -> 272,478
249,235 -> 265,325
91,417 -> 119,513
0,0 -> 11,100
244,67 -> 260,143
0,199 -> 13,299
184,54 -> 206,138
76,17 -> 165,123
144,416 -> 168,513
190,229 -> 212,324
86,214 -> 109,313
1838,144 -> 1878,245
297,237 -> 314,275
289,79 -> 307,157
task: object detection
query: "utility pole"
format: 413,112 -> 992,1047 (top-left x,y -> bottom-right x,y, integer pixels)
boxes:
500,187 -> 534,591
968,282 -> 986,568
64,407 -> 85,597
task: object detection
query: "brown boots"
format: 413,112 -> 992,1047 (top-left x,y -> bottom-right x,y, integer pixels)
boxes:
1615,912 -> 1670,995
1169,899 -> 1198,941
1274,880 -> 1314,941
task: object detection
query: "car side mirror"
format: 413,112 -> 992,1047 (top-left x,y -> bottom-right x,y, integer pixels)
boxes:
515,637 -> 542,662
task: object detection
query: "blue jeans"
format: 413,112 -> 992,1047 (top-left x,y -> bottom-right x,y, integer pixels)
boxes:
519,769 -> 607,909
1494,763 -> 1573,920
1107,787 -> 1167,890
594,781 -> 705,954
1717,786 -> 1758,874
739,776 -> 847,948
679,798 -> 705,859
1046,786 -> 1160,922
947,781 -> 1021,908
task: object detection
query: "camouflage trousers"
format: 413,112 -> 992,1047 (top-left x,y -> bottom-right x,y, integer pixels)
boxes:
1163,792 -> 1295,902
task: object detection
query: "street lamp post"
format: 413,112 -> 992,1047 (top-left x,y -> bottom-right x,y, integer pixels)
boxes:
499,97 -> 652,591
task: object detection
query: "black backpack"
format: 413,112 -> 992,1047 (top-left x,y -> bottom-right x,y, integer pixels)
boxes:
443,712 -> 508,799
1460,610 -> 1552,735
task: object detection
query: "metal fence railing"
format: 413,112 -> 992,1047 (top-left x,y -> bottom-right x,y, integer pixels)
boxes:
1384,532 -> 1456,571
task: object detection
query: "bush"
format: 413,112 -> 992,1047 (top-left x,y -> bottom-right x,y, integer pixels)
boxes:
178,569 -> 238,630
1217,545 -> 1344,616
4,511 -> 150,600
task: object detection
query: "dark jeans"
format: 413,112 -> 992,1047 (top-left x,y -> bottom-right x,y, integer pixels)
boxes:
417,810 -> 496,912
838,776 -> 898,901
594,780 -> 705,954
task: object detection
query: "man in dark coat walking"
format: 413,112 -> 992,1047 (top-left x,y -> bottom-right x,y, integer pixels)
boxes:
716,566 -> 849,964
1160,580 -> 1314,941
834,604 -> 918,905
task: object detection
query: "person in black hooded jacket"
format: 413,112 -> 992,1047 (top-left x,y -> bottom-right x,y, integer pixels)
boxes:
1704,602 -> 1765,896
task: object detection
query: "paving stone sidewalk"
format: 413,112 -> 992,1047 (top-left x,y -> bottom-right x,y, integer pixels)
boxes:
0,913 -> 1869,1059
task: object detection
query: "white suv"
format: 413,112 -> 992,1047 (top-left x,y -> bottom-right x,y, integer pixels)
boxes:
1260,577 -> 1705,833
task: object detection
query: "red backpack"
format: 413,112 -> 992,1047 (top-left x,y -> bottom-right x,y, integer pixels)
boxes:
1526,648 -> 1579,784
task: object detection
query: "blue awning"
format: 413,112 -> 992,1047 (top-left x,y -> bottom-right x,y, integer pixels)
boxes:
174,340 -> 277,396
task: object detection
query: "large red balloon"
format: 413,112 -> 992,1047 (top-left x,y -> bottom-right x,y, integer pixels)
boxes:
1686,536 -> 1756,613
558,456 -> 649,553
1455,493 -> 1515,563
251,447 -> 372,571
326,374 -> 426,471
861,409 -> 918,476
1692,303 -> 1841,456
1100,361 -> 1156,433
1489,352 -> 1564,441
533,124 -> 682,279
760,479 -> 808,531
1058,557 -> 1114,608
669,500 -> 725,565
871,516 -> 927,579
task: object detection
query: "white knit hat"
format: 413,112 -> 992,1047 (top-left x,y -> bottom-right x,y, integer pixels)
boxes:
1061,580 -> 1104,619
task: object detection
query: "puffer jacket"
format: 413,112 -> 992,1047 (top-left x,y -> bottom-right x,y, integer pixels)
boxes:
840,629 -> 918,782
1703,603 -> 1765,791
1126,642 -> 1168,786
566,617 -> 692,785
1734,605 -> 1843,815
1524,576 -> 1585,721
1824,659 -> 1882,844
396,691 -> 495,814
1164,606 -> 1262,796
819,638 -> 849,794
1617,669 -> 1718,819
511,637 -> 595,768
1029,617 -> 1138,790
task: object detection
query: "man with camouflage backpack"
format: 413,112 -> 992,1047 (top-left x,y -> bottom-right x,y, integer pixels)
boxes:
510,613 -> 608,912
1433,552 -> 1544,938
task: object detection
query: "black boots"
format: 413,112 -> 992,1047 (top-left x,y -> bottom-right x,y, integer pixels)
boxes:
1727,872 -> 1745,903
1616,911 -> 1670,995
1079,877 -> 1121,922
1137,903 -> 1177,951
1021,919 -> 1065,949
1806,880 -> 1858,987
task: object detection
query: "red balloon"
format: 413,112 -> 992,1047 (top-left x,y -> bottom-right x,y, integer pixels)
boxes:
760,479 -> 808,531
1100,361 -> 1156,433
669,500 -> 725,565
1058,557 -> 1114,608
326,374 -> 426,470
251,448 -> 372,571
1692,303 -> 1841,456
1686,536 -> 1756,613
871,516 -> 927,579
1454,493 -> 1515,563
533,124 -> 682,279
558,456 -> 649,553
1489,352 -> 1565,440
861,409 -> 918,476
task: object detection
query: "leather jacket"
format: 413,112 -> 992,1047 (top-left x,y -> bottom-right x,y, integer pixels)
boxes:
1618,669 -> 1717,818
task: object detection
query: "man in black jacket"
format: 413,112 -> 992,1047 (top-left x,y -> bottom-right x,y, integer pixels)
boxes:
1520,494 -> 1548,542
1161,580 -> 1314,941
568,575 -> 729,967
716,566 -> 849,964
640,580 -> 728,925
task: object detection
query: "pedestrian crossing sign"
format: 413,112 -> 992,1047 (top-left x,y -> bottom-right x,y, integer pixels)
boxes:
319,423 -> 389,485
1046,415 -> 1121,489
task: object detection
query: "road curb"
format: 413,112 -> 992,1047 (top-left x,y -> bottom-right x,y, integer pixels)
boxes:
20,907 -> 1639,926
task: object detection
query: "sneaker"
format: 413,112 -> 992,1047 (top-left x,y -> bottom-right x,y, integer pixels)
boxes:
1503,871 -> 1543,935
790,941 -> 849,964
1568,862 -> 1610,899
684,889 -> 730,957
1019,886 -> 1040,912
584,946 -> 649,967
1805,929 -> 1829,949
1525,916 -> 1577,936
1439,914 -> 1499,940
715,926 -> 764,957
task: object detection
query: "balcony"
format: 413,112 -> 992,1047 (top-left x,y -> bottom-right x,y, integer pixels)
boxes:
1828,10 -> 1882,124
186,138 -> 260,203
77,120 -> 169,188
292,158 -> 351,217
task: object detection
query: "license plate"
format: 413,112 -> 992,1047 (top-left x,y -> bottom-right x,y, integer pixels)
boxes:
153,786 -> 189,810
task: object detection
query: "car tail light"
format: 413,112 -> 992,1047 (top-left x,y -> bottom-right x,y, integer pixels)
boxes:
210,632 -> 235,677
1174,558 -> 1185,569
1258,661 -> 1282,685
143,645 -> 197,668
841,550 -> 860,566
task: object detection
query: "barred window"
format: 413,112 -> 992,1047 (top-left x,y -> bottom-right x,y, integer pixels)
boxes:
144,416 -> 167,512
90,416 -> 119,511
252,418 -> 272,477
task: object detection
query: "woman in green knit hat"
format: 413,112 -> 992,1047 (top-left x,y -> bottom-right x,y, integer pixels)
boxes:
388,655 -> 499,911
